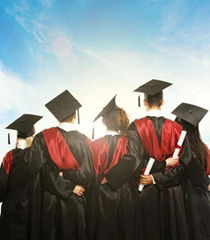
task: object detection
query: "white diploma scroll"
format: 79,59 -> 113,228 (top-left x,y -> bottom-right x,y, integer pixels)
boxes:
138,158 -> 155,192
172,130 -> 187,158
138,130 -> 187,192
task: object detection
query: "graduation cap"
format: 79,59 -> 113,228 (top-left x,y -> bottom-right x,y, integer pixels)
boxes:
45,90 -> 82,123
172,103 -> 208,127
92,95 -> 117,139
6,114 -> 43,142
133,79 -> 172,106
93,95 -> 117,122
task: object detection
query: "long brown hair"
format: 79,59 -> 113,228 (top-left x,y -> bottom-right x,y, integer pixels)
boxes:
176,117 -> 207,169
102,107 -> 130,136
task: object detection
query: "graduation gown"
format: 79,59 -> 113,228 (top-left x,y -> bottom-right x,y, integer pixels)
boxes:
106,116 -> 192,240
181,148 -> 210,240
90,134 -> 136,240
0,147 -> 43,240
22,127 -> 94,240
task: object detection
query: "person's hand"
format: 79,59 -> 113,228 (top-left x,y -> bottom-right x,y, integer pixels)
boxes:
101,177 -> 108,184
73,185 -> 85,196
208,184 -> 210,191
166,157 -> 179,167
140,175 -> 153,185
59,172 -> 63,177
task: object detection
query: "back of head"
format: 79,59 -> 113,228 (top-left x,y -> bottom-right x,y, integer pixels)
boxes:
102,107 -> 130,136
144,91 -> 163,108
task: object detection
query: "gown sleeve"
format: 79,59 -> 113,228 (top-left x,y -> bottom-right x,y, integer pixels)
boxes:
105,124 -> 143,189
62,136 -> 94,189
10,133 -> 77,199
0,150 -> 15,201
0,165 -> 9,202
184,150 -> 209,192
153,136 -> 192,187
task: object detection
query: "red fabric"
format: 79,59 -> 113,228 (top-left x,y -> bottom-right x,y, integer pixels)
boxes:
91,138 -> 109,177
134,117 -> 182,161
43,128 -> 80,170
91,136 -> 128,180
206,147 -> 210,175
104,136 -> 128,175
2,150 -> 14,174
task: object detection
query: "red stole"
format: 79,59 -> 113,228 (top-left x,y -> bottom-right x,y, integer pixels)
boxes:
134,117 -> 182,161
206,147 -> 210,175
91,136 -> 128,180
2,150 -> 14,174
43,128 -> 80,170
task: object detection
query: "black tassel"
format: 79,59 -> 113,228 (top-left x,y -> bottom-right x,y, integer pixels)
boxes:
8,133 -> 11,145
77,109 -> 80,124
92,126 -> 95,140
138,95 -> 141,107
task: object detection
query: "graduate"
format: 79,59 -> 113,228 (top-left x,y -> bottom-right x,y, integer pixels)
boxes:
19,90 -> 95,240
104,80 -> 192,240
172,103 -> 210,240
0,114 -> 43,240
90,95 -> 135,240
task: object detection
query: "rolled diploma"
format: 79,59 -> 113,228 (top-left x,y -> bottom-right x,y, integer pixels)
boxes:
138,158 -> 155,191
139,130 -> 187,192
172,130 -> 187,158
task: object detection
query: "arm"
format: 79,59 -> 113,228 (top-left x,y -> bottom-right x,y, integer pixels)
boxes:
62,135 -> 95,188
0,165 -> 9,202
40,161 -> 80,199
185,152 -> 210,192
152,136 -> 192,187
105,125 -> 144,189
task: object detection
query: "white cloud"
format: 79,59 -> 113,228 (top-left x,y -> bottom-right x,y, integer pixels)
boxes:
1,0 -> 209,157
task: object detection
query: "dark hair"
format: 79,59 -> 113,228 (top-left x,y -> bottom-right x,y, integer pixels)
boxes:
144,91 -> 163,107
102,107 -> 130,136
175,117 -> 207,169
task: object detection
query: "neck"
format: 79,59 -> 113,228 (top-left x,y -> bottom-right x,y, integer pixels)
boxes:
146,106 -> 161,111
62,119 -> 75,124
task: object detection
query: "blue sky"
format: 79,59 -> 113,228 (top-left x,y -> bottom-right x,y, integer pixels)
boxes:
0,0 -> 210,156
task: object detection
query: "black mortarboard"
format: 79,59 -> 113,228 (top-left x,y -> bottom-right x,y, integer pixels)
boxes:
134,79 -> 172,96
93,95 -> 117,122
92,95 -> 117,139
134,79 -> 172,107
172,103 -> 208,127
45,90 -> 82,122
6,114 -> 43,139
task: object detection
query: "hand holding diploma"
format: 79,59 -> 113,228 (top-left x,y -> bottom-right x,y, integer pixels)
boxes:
139,158 -> 155,191
139,130 -> 187,192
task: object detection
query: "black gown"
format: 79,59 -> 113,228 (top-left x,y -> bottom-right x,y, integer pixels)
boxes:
180,150 -> 210,240
0,148 -> 43,240
20,127 -> 95,240
105,116 -> 192,240
90,134 -> 136,240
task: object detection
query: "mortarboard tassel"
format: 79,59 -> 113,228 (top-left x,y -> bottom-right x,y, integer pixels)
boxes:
8,133 -> 11,145
77,109 -> 80,124
92,126 -> 95,140
138,95 -> 141,107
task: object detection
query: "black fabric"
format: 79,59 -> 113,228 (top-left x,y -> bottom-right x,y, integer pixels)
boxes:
183,154 -> 210,240
36,129 -> 94,240
106,117 -> 192,240
92,135 -> 136,240
0,148 -> 43,240
1,128 -> 94,240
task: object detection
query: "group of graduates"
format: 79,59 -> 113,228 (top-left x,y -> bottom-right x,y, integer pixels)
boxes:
0,79 -> 209,240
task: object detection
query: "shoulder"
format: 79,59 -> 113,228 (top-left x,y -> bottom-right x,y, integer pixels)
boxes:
3,149 -> 15,161
164,119 -> 182,131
